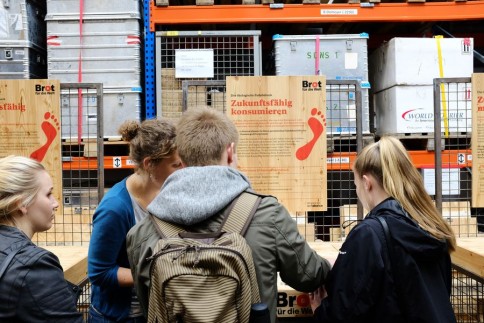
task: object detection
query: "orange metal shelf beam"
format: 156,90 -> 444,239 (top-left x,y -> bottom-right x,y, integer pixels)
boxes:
150,1 -> 484,28
63,156 -> 134,170
63,150 -> 471,171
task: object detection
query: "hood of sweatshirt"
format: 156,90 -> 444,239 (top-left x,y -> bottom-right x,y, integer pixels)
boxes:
147,166 -> 251,226
367,198 -> 449,261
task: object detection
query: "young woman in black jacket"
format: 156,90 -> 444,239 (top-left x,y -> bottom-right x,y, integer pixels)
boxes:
0,155 -> 83,322
310,136 -> 457,323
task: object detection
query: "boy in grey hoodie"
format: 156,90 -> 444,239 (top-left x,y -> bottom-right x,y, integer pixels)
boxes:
126,107 -> 331,323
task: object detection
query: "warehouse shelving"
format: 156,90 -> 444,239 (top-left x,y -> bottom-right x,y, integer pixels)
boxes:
69,0 -> 481,172
63,149 -> 472,171
149,1 -> 484,27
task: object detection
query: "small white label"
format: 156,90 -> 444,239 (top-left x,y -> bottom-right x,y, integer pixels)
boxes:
327,157 -> 350,164
321,9 -> 358,15
345,52 -> 358,69
457,153 -> 466,165
112,157 -> 123,168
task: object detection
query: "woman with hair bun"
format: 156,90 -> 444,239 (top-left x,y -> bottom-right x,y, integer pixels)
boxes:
0,155 -> 83,322
310,136 -> 456,323
88,119 -> 182,322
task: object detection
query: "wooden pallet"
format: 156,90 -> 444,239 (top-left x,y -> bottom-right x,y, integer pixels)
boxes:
376,133 -> 471,151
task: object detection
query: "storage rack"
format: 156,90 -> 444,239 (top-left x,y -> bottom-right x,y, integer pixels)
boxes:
133,0 -> 483,169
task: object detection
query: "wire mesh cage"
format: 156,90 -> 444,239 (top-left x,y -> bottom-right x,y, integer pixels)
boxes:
77,278 -> 92,321
156,30 -> 262,120
451,265 -> 484,323
434,77 -> 482,238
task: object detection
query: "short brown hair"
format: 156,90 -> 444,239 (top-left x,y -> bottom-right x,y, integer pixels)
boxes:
176,107 -> 238,166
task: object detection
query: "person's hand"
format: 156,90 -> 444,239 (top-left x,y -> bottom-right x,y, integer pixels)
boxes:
308,286 -> 328,313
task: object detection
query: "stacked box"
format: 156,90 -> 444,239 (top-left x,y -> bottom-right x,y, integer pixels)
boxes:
273,33 -> 371,134
46,0 -> 142,138
0,0 -> 47,78
370,37 -> 474,135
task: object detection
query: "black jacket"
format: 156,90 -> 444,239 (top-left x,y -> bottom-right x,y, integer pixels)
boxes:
0,225 -> 83,322
314,198 -> 456,323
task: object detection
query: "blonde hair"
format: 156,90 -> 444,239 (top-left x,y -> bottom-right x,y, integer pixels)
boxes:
353,136 -> 456,251
0,155 -> 46,224
119,119 -> 177,171
176,107 -> 238,166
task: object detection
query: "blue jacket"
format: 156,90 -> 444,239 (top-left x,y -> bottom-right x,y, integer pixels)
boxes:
314,198 -> 455,323
88,178 -> 135,320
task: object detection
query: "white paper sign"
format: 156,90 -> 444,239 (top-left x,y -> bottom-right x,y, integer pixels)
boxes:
175,49 -> 214,78
422,168 -> 460,196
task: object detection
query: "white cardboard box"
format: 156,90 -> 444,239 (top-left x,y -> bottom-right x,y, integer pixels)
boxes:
370,37 -> 474,93
374,84 -> 472,135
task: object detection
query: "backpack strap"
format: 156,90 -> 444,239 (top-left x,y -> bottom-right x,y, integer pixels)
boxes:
220,192 -> 262,236
150,215 -> 184,239
150,191 -> 262,239
374,216 -> 408,321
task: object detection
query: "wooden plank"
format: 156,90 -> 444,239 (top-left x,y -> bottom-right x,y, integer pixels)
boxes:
451,237 -> 484,278
45,246 -> 88,285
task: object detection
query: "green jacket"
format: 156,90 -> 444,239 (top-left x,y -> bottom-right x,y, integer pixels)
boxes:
127,193 -> 330,323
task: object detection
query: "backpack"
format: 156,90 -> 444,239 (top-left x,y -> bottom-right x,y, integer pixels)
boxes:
147,191 -> 262,323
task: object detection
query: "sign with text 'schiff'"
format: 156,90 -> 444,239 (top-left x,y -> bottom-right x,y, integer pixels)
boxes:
227,76 -> 327,214
0,80 -> 61,240
472,73 -> 484,207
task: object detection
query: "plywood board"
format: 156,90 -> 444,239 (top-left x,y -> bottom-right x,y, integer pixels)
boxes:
472,73 -> 484,207
0,80 -> 62,241
45,246 -> 88,284
451,237 -> 484,278
227,76 -> 327,214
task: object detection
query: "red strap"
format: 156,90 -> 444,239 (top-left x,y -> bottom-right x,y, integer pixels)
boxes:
77,0 -> 84,144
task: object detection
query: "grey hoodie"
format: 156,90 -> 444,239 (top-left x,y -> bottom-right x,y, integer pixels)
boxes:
147,166 -> 250,225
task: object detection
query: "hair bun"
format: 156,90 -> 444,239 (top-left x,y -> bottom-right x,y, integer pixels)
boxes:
118,120 -> 141,142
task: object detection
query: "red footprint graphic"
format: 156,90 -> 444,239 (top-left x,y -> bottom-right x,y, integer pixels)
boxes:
296,108 -> 326,161
30,112 -> 60,162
